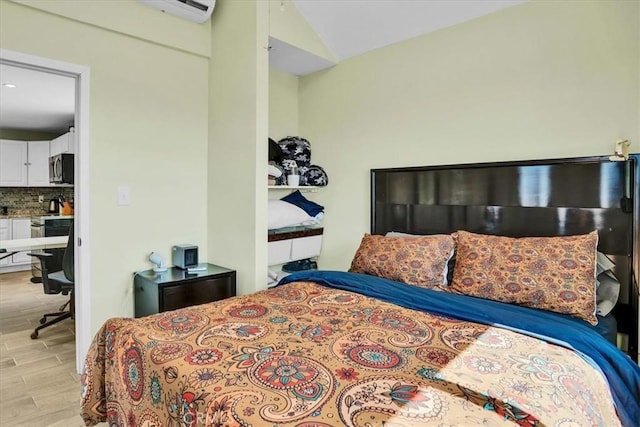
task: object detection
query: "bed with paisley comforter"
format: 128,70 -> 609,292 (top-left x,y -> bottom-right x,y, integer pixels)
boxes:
81,270 -> 639,427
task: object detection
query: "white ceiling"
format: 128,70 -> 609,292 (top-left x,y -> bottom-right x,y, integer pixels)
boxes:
0,63 -> 75,135
0,0 -> 525,133
293,0 -> 526,62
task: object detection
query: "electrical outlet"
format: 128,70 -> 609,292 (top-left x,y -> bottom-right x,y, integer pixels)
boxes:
117,186 -> 131,206
38,195 -> 44,203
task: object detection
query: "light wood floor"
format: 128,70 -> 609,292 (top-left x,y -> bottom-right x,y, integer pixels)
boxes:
0,270 -> 87,427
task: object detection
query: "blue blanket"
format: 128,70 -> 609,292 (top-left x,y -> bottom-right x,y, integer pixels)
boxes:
279,270 -> 640,427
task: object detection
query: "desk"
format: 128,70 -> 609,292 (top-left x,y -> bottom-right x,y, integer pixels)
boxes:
0,236 -> 68,261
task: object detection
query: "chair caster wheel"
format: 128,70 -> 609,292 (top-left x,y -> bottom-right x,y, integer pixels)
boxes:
39,317 -> 46,324
31,332 -> 38,339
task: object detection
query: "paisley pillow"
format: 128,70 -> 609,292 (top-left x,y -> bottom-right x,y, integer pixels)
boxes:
450,230 -> 598,325
349,234 -> 455,289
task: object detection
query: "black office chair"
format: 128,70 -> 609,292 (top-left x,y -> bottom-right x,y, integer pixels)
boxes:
28,222 -> 74,339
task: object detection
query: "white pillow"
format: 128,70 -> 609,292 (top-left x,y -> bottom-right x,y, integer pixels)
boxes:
268,199 -> 314,230
596,252 -> 615,276
594,252 -> 620,316
385,231 -> 418,237
596,272 -> 621,317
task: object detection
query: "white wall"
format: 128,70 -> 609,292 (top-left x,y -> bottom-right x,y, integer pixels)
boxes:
299,0 -> 639,270
1,0 -> 210,341
268,0 -> 335,64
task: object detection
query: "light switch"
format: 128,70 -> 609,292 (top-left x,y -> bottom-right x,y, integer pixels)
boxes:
117,186 -> 131,206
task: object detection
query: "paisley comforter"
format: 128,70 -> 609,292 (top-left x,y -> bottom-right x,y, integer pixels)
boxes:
81,271 -> 638,426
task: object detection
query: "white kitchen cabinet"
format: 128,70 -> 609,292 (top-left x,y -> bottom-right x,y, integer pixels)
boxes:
26,141 -> 51,186
0,140 -> 28,186
0,219 -> 10,267
50,130 -> 74,156
0,139 -> 51,187
10,218 -> 31,264
0,218 -> 32,270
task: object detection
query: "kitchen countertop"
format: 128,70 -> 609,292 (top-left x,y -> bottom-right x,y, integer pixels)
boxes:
0,210 -> 74,219
36,214 -> 74,219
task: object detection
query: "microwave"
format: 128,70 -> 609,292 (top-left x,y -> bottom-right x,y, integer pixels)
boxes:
49,153 -> 74,184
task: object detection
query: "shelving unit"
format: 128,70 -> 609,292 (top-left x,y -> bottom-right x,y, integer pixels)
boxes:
267,185 -> 324,282
268,185 -> 319,193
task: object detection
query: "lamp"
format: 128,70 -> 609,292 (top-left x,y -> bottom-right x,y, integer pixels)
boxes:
609,139 -> 631,161
149,252 -> 167,273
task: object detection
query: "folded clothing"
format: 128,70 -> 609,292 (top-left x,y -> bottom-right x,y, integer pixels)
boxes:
281,190 -> 324,216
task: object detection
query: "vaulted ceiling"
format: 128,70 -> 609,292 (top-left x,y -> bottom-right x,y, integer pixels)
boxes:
268,0 -> 526,75
293,0 -> 526,62
0,0 -> 526,133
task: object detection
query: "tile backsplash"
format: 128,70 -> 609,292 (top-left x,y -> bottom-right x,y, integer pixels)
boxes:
0,187 -> 74,216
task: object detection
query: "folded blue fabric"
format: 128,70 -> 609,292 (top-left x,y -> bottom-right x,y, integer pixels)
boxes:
281,190 -> 324,216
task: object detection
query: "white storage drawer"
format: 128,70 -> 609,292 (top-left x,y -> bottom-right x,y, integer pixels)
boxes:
291,235 -> 323,260
268,240 -> 291,265
268,228 -> 323,266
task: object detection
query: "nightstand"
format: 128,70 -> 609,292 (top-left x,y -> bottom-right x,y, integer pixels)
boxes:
134,263 -> 236,317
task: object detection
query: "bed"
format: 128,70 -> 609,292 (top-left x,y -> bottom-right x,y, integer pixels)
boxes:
371,155 -> 639,360
81,155 -> 640,426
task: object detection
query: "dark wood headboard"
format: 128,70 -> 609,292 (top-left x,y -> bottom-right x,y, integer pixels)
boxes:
371,155 -> 639,360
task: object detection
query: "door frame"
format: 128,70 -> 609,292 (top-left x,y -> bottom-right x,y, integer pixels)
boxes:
0,48 -> 91,373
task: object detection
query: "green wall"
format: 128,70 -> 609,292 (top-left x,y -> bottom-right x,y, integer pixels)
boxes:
299,0 -> 640,270
207,0 -> 269,295
1,0 -> 210,352
269,67 -> 299,141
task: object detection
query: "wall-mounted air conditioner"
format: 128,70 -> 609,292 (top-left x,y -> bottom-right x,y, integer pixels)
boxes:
137,0 -> 216,24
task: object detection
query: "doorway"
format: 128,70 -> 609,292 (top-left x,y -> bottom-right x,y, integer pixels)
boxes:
0,48 -> 91,373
